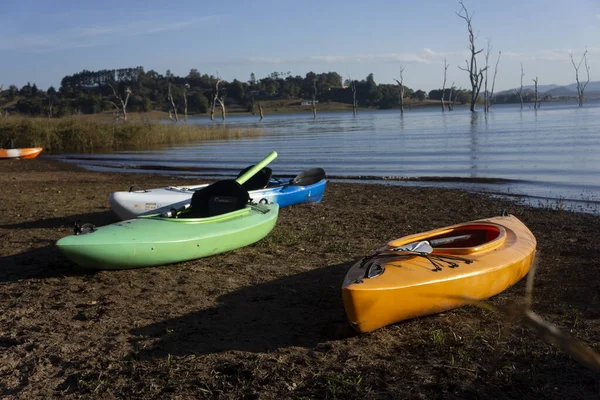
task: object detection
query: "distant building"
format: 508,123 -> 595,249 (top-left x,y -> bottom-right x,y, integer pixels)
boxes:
301,100 -> 319,106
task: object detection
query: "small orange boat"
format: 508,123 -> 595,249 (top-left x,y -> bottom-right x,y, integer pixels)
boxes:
0,147 -> 43,160
342,214 -> 537,333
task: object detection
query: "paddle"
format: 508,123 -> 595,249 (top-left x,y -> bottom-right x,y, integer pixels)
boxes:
236,164 -> 273,190
237,165 -> 326,188
161,151 -> 278,218
290,167 -> 326,186
235,151 -> 278,185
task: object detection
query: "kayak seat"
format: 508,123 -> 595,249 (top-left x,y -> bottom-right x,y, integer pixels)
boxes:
189,180 -> 250,218
237,165 -> 273,190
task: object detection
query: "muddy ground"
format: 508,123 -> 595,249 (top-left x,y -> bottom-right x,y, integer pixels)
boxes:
0,158 -> 598,399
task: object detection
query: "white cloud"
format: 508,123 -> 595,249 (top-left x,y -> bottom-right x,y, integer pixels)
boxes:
234,46 -> 600,72
239,48 -> 468,66
502,47 -> 600,62
0,16 -> 216,52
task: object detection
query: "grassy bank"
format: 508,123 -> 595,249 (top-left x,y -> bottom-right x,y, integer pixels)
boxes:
0,116 -> 262,153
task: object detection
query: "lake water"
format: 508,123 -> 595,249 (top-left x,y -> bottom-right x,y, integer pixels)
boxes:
52,101 -> 600,214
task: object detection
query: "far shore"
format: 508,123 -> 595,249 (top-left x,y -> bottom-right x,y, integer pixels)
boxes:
81,99 -> 449,121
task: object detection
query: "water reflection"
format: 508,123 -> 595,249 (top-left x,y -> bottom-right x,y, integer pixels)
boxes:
469,112 -> 479,177
51,102 -> 600,209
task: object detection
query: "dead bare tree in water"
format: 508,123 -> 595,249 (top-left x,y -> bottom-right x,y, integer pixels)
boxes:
311,79 -> 318,119
488,51 -> 501,110
484,40 -> 491,112
167,83 -> 179,122
107,84 -> 131,121
441,59 -> 449,112
515,63 -> 525,109
532,77 -> 539,109
451,85 -> 462,111
570,50 -> 590,107
211,78 -> 226,121
457,1 -> 487,112
394,66 -> 405,115
483,38 -> 501,112
216,94 -> 226,121
258,101 -> 264,121
348,74 -> 358,115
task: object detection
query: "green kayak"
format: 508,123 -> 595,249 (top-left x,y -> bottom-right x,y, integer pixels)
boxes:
56,203 -> 278,270
57,151 -> 279,270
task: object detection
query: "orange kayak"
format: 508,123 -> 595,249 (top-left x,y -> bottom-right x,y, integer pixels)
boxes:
0,147 -> 43,159
342,214 -> 537,333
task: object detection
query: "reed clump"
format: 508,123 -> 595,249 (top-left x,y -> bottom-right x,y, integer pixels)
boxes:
0,116 -> 262,153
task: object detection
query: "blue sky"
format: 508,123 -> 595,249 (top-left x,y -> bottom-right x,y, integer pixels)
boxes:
1,0 -> 598,92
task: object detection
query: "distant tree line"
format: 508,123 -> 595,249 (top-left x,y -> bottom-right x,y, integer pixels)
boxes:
0,67 -> 474,118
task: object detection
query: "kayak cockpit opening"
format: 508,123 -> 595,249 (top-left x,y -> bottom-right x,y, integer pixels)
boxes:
428,225 -> 503,248
386,223 -> 506,256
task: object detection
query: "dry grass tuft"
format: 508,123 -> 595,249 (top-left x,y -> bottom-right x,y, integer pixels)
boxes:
0,116 -> 262,153
450,256 -> 600,374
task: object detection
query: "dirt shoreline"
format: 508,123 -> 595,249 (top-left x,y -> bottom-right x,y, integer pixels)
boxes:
1,157 -> 598,399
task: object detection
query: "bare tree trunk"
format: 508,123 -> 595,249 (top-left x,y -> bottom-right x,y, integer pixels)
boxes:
441,59 -> 448,112
484,39 -> 491,113
107,84 -> 131,121
394,66 -> 405,115
183,84 -> 189,122
211,79 -> 222,121
515,63 -> 524,109
457,1 -> 488,112
348,74 -> 358,115
570,50 -> 590,107
46,94 -> 54,118
451,86 -> 462,111
488,51 -> 501,111
352,83 -> 358,115
258,102 -> 264,121
122,89 -> 131,120
312,79 -> 317,120
167,83 -> 179,122
448,82 -> 454,111
538,95 -> 546,108
217,97 -> 226,120
532,77 -> 539,109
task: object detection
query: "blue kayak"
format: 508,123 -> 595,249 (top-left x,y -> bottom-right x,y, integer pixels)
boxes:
109,168 -> 327,220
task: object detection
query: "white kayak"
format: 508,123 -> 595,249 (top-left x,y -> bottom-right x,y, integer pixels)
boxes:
109,168 -> 327,220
